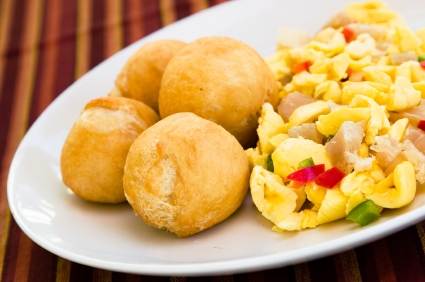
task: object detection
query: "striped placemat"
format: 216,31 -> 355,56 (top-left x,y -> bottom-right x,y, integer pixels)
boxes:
1,0 -> 425,281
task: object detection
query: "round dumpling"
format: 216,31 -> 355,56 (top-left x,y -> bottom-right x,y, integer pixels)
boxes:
60,96 -> 159,203
111,39 -> 187,112
158,36 -> 279,147
123,112 -> 250,237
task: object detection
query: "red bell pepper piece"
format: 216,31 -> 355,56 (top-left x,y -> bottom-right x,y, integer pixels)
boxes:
292,61 -> 310,74
418,120 -> 425,131
420,61 -> 425,69
314,167 -> 346,188
342,26 -> 355,42
285,164 -> 325,185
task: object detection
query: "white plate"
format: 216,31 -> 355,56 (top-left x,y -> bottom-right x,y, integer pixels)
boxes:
7,0 -> 425,277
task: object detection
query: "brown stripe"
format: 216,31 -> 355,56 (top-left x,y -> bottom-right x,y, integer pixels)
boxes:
170,278 -> 186,282
211,275 -> 234,282
160,0 -> 177,26
13,234 -> 33,282
123,0 -> 144,45
264,266 -> 296,281
416,222 -> 425,257
69,263 -> 93,281
308,256 -> 338,281
104,0 -> 123,58
0,209 -> 11,280
333,250 -> 362,282
75,0 -> 91,79
56,257 -> 71,282
29,0 -> 61,125
8,0 -> 44,144
0,0 -> 14,102
372,239 -> 396,282
111,272 -> 134,281
52,0 -> 77,97
0,0 -> 24,175
188,0 -> 208,14
28,244 -> 58,282
247,271 -> 264,282
93,268 -> 112,281
0,0 -> 16,278
355,244 -> 379,281
208,0 -> 227,6
1,0 -> 44,280
90,0 -> 106,69
11,0 -> 45,279
174,0 -> 191,20
141,0 -> 162,35
2,220 -> 21,281
135,274 -> 168,282
387,227 -> 425,281
294,262 -> 311,282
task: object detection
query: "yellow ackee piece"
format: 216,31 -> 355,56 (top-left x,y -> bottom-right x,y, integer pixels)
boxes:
250,166 -> 300,224
257,103 -> 286,155
314,81 -> 342,103
350,95 -> 390,145
363,161 -> 416,208
341,171 -> 368,196
396,61 -> 414,81
330,53 -> 350,81
348,55 -> 373,71
341,82 -> 378,105
272,137 -> 332,179
410,62 -> 425,82
377,56 -> 391,66
268,134 -> 289,152
316,106 -> 371,136
284,71 -> 328,97
307,29 -> 345,57
363,65 -> 396,78
265,50 -> 292,82
341,81 -> 389,105
288,100 -> 330,128
309,56 -> 330,75
289,47 -> 323,65
388,118 -> 409,142
412,81 -> 425,98
345,0 -> 398,24
387,76 -> 421,111
363,68 -> 393,86
395,25 -> 422,53
317,188 -> 349,224
292,185 -> 307,212
273,210 -> 319,231
245,147 -> 268,170
345,34 -> 378,60
359,143 -> 369,158
292,71 -> 328,87
364,81 -> 390,92
416,27 -> 425,52
346,189 -> 367,214
305,181 -> 327,210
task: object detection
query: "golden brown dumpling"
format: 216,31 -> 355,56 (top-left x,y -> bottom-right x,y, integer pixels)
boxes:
111,39 -> 187,112
158,36 -> 279,147
60,96 -> 160,203
123,112 -> 250,237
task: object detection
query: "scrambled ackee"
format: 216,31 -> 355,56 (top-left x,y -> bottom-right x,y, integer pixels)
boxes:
247,0 -> 425,231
